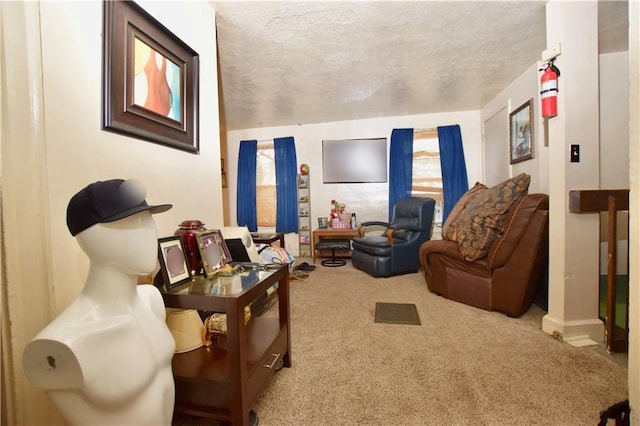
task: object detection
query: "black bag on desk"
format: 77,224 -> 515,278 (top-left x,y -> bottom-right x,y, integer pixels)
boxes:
225,238 -> 252,263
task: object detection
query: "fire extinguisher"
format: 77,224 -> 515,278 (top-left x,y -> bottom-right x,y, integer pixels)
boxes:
540,60 -> 561,118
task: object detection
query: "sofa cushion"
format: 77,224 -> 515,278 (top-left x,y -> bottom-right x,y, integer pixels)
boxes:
442,182 -> 487,241
448,173 -> 531,261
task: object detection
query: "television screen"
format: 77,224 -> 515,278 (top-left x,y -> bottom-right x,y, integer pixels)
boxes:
322,138 -> 388,183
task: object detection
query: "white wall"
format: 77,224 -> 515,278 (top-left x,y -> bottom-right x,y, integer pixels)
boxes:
487,56 -> 629,169
2,2 -> 222,424
600,51 -> 630,189
225,111 -> 482,251
599,51 -> 630,272
39,1 -> 223,311
627,1 -> 639,416
482,106 -> 510,187
483,53 -> 631,274
481,63 -> 548,194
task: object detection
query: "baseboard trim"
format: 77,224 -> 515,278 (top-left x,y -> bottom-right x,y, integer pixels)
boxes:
542,314 -> 604,346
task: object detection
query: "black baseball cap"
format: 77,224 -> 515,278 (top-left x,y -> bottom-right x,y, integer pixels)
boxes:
66,179 -> 172,236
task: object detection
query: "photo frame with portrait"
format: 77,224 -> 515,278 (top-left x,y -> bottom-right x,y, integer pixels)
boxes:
196,229 -> 232,278
509,99 -> 534,164
157,236 -> 191,290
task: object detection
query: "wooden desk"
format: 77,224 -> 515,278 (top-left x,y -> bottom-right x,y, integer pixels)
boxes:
312,228 -> 360,263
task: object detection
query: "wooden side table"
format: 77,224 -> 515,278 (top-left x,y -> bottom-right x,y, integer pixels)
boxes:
161,265 -> 291,425
312,228 -> 360,263
251,232 -> 285,249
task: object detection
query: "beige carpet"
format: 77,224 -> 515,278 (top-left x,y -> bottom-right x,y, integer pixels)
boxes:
176,261 -> 629,425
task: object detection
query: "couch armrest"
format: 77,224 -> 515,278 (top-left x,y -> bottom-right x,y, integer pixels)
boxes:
491,209 -> 549,316
419,239 -> 462,259
419,239 -> 492,303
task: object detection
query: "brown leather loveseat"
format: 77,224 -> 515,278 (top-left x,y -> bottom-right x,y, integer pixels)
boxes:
419,174 -> 549,317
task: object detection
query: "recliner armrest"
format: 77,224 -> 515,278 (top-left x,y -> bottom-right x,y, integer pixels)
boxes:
357,221 -> 391,236
360,221 -> 391,228
390,224 -> 423,232
386,225 -> 423,246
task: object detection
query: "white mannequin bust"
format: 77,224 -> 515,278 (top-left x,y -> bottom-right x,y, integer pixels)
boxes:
22,179 -> 175,425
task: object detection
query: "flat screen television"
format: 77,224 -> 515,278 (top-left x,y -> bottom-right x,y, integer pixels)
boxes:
322,138 -> 388,183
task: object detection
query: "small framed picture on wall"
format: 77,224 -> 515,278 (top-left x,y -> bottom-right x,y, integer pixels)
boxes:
509,99 -> 534,164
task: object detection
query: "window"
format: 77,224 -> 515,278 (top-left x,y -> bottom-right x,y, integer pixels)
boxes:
412,129 -> 443,224
256,142 -> 276,227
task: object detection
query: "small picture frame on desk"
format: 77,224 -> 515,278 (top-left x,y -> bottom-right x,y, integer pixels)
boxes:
318,217 -> 328,228
196,229 -> 232,278
157,236 -> 191,290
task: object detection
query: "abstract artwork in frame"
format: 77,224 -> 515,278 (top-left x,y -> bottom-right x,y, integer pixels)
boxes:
102,0 -> 200,153
509,99 -> 534,164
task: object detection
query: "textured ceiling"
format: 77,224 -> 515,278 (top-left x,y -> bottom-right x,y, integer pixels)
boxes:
212,1 -> 629,131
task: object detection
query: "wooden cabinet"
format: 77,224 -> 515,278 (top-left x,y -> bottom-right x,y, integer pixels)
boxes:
161,266 -> 291,425
297,173 -> 311,257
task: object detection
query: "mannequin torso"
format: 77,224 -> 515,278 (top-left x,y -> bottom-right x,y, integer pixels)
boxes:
23,211 -> 175,425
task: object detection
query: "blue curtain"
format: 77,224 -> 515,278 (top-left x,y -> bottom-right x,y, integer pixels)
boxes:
388,128 -> 414,221
274,137 -> 298,233
236,140 -> 257,231
438,125 -> 469,223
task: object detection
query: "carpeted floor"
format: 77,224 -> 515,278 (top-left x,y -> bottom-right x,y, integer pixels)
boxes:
174,260 -> 628,425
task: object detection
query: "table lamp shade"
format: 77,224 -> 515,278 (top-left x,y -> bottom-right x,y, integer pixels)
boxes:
165,308 -> 205,353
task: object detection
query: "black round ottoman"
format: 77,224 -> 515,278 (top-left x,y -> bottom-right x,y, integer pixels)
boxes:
315,240 -> 350,267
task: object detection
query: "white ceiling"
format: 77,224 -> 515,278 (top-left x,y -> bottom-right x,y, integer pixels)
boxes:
212,1 -> 629,131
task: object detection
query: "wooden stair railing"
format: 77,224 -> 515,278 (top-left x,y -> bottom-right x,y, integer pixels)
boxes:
569,189 -> 629,353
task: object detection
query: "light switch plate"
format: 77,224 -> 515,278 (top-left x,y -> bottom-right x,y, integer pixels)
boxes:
570,144 -> 580,163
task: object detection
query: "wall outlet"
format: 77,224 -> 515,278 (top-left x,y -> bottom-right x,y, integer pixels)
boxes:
434,200 -> 443,224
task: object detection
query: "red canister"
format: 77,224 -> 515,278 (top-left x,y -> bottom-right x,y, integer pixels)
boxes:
174,220 -> 206,275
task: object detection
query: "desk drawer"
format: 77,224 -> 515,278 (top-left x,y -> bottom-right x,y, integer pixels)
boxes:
246,328 -> 288,403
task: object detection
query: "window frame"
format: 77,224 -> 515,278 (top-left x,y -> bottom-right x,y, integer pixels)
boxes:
412,128 -> 443,225
256,141 -> 276,227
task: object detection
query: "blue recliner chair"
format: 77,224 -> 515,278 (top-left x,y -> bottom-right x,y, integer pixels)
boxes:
351,197 -> 435,277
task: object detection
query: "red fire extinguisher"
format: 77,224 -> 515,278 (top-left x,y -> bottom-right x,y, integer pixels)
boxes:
540,60 -> 561,118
